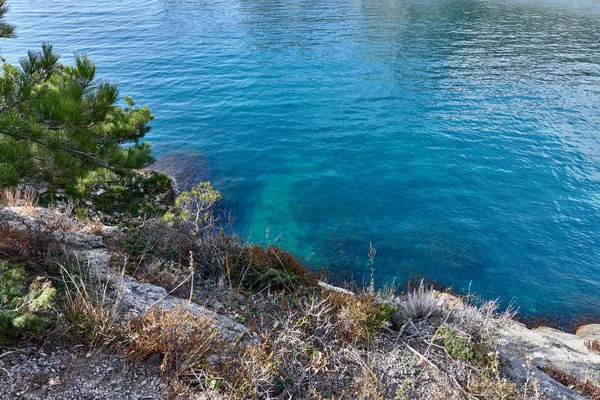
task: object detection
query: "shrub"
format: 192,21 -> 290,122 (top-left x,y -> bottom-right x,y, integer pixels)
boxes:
124,181 -> 231,288
126,306 -> 278,398
467,351 -> 527,399
439,326 -> 477,362
126,306 -> 222,379
0,261 -> 56,344
228,245 -> 318,293
402,279 -> 438,320
448,297 -> 513,355
70,169 -> 174,224
166,181 -> 222,234
540,366 -> 600,400
329,292 -> 395,343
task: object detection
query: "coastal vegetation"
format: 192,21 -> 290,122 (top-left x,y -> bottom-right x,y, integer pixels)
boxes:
0,45 -> 173,220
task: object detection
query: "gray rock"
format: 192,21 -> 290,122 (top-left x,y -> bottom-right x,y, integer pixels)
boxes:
576,324 -> 600,341
498,320 -> 600,399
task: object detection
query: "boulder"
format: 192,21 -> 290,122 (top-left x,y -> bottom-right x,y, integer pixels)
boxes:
576,324 -> 600,341
498,320 -> 600,399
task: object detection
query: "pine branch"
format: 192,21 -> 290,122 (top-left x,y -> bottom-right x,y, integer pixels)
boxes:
0,129 -> 124,176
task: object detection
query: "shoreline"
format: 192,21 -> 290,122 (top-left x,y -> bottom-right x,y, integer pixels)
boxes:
149,161 -> 599,335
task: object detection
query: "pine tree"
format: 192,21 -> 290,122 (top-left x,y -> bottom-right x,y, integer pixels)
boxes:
0,44 -> 155,190
0,0 -> 15,38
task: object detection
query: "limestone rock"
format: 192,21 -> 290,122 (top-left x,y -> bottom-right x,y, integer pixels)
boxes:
318,280 -> 354,296
435,291 -> 464,309
498,319 -> 600,399
576,324 -> 600,341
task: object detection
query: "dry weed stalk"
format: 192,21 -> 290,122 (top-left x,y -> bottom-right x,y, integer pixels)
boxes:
347,347 -> 384,400
1,186 -> 39,208
404,279 -> 438,320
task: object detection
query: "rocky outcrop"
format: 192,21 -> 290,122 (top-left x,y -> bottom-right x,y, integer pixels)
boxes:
498,321 -> 600,399
576,324 -> 600,341
3,205 -> 600,399
432,290 -> 600,399
0,206 -> 247,340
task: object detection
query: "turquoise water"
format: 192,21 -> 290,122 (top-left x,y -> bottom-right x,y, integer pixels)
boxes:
2,0 -> 600,320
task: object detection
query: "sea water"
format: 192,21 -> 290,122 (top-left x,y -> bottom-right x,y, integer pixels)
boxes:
2,0 -> 600,321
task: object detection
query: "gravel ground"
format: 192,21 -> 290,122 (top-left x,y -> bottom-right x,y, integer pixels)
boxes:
0,344 -> 169,400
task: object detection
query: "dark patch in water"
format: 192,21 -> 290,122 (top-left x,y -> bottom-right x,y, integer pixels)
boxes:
516,313 -> 600,334
148,151 -> 210,193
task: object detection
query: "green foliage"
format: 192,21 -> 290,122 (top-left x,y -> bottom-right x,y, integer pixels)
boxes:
0,44 -> 154,191
327,292 -> 395,343
0,0 -> 14,38
228,245 -> 318,293
0,261 -> 56,344
123,181 -> 223,284
369,302 -> 398,328
70,169 -> 174,223
440,325 -> 495,368
441,327 -> 476,361
175,181 -> 222,209
164,181 -> 223,229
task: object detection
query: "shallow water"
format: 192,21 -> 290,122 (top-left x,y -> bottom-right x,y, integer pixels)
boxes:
2,0 -> 600,320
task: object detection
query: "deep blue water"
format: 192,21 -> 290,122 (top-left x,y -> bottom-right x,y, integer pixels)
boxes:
2,0 -> 600,320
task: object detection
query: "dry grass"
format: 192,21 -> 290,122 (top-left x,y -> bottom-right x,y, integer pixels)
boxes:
328,291 -> 395,343
348,349 -> 384,400
447,296 -> 516,359
403,279 -> 438,320
126,306 -> 278,399
586,339 -> 600,354
126,306 -> 222,380
82,218 -> 104,235
1,186 -> 39,208
59,263 -> 126,351
467,352 -> 540,400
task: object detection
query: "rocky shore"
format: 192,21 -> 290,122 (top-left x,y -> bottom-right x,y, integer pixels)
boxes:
1,205 -> 599,399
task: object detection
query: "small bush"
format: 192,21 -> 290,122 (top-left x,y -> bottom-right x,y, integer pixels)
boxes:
0,262 -> 56,344
124,181 -> 232,289
126,306 -> 278,398
541,366 -> 600,400
402,279 -> 438,320
467,351 -> 525,399
449,297 -> 513,356
329,292 -> 395,343
59,264 -> 125,350
228,245 -> 318,293
70,169 -> 174,224
439,326 -> 477,362
127,306 -> 222,379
